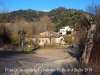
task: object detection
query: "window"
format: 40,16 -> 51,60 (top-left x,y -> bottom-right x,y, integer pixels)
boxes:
42,40 -> 44,42
45,40 -> 47,43
39,40 -> 41,43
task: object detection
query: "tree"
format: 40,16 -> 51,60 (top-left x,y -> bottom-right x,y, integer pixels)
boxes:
86,2 -> 100,16
0,23 -> 11,44
0,1 -> 11,45
39,15 -> 55,32
9,18 -> 33,46
81,2 -> 100,66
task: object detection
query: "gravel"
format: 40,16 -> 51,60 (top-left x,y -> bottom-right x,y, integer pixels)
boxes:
0,48 -> 80,75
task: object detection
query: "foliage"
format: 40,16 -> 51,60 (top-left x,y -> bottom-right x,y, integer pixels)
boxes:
67,31 -> 71,34
0,9 -> 45,23
48,7 -> 86,31
0,7 -> 86,32
0,23 -> 11,44
63,35 -> 72,44
25,46 -> 34,51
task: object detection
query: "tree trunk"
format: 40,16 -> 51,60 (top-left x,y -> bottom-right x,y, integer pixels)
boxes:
81,23 -> 96,65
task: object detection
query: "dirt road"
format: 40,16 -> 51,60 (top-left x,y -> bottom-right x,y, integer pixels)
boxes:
0,48 -> 80,75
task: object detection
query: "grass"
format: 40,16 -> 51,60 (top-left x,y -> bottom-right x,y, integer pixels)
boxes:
17,45 -> 64,52
25,46 -> 34,51
37,46 -> 64,50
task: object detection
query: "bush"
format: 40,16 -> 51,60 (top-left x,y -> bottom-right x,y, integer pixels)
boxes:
67,31 -> 71,34
63,35 -> 72,44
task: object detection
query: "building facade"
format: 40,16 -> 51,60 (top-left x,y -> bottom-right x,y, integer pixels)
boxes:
36,31 -> 65,47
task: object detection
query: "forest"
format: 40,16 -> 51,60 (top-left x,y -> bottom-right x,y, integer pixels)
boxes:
0,7 -> 86,31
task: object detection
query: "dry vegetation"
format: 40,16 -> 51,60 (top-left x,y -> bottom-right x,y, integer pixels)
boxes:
0,14 -> 56,52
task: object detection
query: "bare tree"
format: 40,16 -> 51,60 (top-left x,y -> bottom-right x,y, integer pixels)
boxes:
86,2 -> 100,16
39,15 -> 55,32
81,2 -> 100,65
32,15 -> 54,35
0,0 -> 9,13
86,2 -> 100,24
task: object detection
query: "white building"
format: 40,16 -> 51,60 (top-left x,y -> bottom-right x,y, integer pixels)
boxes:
59,26 -> 74,35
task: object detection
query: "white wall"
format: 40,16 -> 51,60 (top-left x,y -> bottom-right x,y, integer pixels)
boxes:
59,26 -> 74,35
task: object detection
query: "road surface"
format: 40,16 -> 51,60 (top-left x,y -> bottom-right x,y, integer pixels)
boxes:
0,48 -> 80,75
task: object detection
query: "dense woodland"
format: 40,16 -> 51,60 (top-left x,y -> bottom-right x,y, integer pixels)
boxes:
0,7 -> 86,31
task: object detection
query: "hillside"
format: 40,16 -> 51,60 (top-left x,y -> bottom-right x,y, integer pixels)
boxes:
48,7 -> 86,31
0,7 -> 86,31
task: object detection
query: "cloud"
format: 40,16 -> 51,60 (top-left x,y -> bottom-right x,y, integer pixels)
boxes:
41,9 -> 51,12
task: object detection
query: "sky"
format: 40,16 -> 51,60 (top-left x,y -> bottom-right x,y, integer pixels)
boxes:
2,0 -> 100,12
